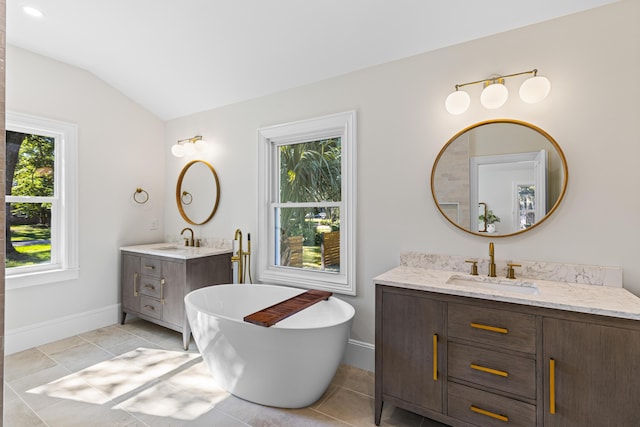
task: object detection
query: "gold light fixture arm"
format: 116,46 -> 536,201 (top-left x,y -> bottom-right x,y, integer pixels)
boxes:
177,135 -> 203,145
454,69 -> 539,90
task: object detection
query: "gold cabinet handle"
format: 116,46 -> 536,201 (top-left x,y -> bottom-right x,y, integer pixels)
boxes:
433,334 -> 438,381
133,272 -> 139,297
470,363 -> 509,377
160,278 -> 165,304
144,264 -> 155,270
144,304 -> 155,311
550,358 -> 556,414
470,322 -> 508,334
144,284 -> 155,290
470,405 -> 509,422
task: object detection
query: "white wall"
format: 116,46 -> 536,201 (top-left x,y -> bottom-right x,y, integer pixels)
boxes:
5,0 -> 638,365
5,46 -> 165,353
164,0 -> 640,370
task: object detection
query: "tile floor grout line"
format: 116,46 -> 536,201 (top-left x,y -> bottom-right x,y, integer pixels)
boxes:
115,325 -> 188,352
35,334 -> 93,357
107,355 -> 204,406
337,386 -> 375,401
340,384 -> 374,400
116,406 -> 154,427
23,346 -> 71,375
80,326 -> 151,357
88,334 -> 157,359
4,379 -> 53,427
37,334 -> 118,369
308,404 -> 357,426
313,384 -> 340,409
214,408 -> 253,427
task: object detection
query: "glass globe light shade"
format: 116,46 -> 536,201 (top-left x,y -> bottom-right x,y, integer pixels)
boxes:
183,143 -> 196,156
480,82 -> 509,109
519,75 -> 551,104
445,90 -> 471,115
194,139 -> 208,152
171,144 -> 185,157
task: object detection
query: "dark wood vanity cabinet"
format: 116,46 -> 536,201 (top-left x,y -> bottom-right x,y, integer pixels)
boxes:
375,284 -> 640,427
121,251 -> 232,349
542,317 -> 640,426
375,287 -> 445,424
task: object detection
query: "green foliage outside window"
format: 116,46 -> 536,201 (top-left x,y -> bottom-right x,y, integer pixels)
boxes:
6,131 -> 55,267
278,138 -> 341,269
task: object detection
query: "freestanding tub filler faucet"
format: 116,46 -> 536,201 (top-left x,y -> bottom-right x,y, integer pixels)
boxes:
232,229 -> 243,283
231,229 -> 252,284
488,241 -> 496,277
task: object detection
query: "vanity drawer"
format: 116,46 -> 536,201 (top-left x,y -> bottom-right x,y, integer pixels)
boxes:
448,303 -> 536,353
448,342 -> 536,399
140,296 -> 162,320
140,257 -> 162,278
448,382 -> 536,427
138,276 -> 163,299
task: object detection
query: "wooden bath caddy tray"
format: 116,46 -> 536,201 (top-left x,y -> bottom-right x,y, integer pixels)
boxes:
244,289 -> 333,327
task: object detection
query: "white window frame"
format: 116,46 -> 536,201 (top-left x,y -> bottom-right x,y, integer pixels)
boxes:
257,111 -> 356,295
5,112 -> 79,289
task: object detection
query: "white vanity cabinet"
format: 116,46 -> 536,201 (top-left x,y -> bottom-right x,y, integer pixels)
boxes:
121,246 -> 232,349
375,281 -> 640,427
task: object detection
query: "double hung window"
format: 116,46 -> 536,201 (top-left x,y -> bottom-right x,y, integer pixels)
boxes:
5,112 -> 78,288
257,111 -> 356,295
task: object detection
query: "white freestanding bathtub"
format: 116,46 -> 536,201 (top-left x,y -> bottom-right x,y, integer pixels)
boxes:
184,284 -> 355,408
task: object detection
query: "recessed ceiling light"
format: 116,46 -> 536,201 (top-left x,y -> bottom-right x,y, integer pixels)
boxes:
23,6 -> 44,18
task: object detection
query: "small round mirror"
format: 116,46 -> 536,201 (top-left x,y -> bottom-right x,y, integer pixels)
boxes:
176,160 -> 220,225
431,119 -> 568,237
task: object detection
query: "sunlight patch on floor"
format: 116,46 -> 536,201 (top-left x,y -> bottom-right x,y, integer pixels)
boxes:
25,347 -> 226,420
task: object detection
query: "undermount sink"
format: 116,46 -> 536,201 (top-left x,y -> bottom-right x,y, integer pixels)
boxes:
446,274 -> 539,295
154,245 -> 184,251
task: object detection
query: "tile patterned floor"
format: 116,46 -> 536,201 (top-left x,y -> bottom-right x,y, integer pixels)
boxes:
4,319 -> 447,427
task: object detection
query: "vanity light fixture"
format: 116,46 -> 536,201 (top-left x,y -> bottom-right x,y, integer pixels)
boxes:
171,135 -> 210,158
445,69 -> 550,115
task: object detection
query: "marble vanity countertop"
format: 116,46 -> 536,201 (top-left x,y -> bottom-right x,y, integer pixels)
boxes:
374,266 -> 640,321
121,243 -> 233,260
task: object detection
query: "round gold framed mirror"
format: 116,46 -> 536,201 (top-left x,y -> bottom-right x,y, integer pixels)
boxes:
176,160 -> 220,225
431,119 -> 568,237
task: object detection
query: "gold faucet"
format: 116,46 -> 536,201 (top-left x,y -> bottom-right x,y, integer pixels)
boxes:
246,233 -> 252,283
232,229 -> 244,283
488,241 -> 496,277
231,228 -> 252,284
181,227 -> 195,247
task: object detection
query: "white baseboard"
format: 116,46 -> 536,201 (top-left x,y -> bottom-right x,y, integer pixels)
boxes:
5,304 -> 121,355
5,305 -> 377,373
342,338 -> 374,372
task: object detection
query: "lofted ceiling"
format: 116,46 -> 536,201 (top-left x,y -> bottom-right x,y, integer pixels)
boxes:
7,0 -> 619,120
